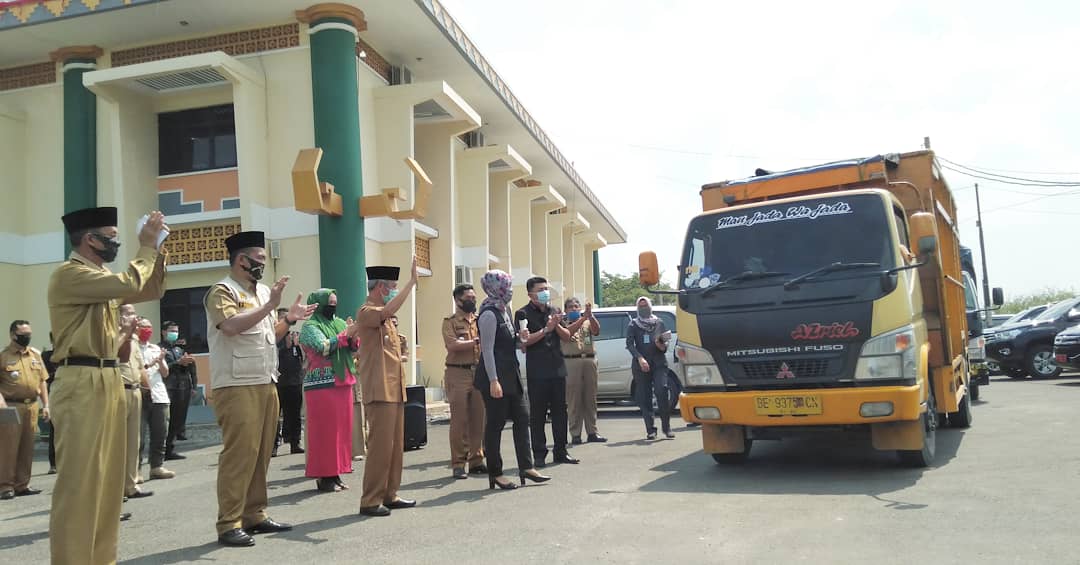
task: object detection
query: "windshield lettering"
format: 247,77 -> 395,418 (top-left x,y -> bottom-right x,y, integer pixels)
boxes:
716,201 -> 853,231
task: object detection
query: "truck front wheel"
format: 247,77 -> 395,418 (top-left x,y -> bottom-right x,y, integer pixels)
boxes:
950,388 -> 973,429
711,439 -> 753,464
898,392 -> 937,467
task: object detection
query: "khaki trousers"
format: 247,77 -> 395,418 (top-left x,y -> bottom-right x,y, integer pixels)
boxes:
0,399 -> 39,493
351,383 -> 366,457
49,366 -> 126,565
214,383 -> 279,535
565,357 -> 600,438
360,401 -> 404,508
445,367 -> 485,469
123,387 -> 142,494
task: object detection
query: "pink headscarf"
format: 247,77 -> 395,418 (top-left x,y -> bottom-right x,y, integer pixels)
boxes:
480,269 -> 514,313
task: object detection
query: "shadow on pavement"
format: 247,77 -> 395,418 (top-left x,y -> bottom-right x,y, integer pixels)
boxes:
2,508 -> 50,522
267,474 -> 316,490
0,529 -> 48,550
1055,382 -> 1080,387
636,429 -> 965,502
125,541 -> 221,564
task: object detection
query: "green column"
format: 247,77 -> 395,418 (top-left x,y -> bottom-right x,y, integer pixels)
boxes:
309,18 -> 366,315
593,249 -> 602,306
61,56 -> 99,255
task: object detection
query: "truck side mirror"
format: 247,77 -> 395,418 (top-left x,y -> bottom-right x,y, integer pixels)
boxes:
638,252 -> 660,287
992,287 -> 1004,307
917,236 -> 937,256
908,212 -> 937,256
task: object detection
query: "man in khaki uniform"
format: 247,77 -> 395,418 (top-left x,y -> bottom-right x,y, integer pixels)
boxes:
116,304 -> 152,499
442,283 -> 485,480
357,260 -> 418,517
47,207 -> 168,565
561,298 -> 606,445
0,320 -> 50,500
205,231 -> 315,548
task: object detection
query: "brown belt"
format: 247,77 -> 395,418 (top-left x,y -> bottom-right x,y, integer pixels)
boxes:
62,357 -> 119,368
564,354 -> 596,359
2,397 -> 36,404
446,363 -> 475,370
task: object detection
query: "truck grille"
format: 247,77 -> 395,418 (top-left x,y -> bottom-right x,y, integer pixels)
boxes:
739,359 -> 831,380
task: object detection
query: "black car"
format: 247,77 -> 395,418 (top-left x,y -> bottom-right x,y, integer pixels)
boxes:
1054,324 -> 1080,373
984,297 -> 1080,379
985,304 -> 1052,374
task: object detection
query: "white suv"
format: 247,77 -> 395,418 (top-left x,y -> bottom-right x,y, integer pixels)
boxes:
590,306 -> 680,404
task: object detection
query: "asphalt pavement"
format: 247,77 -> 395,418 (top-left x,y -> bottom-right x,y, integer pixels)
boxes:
2,373 -> 1078,564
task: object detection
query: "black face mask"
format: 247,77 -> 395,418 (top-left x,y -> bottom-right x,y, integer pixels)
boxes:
460,299 -> 477,313
322,304 -> 337,319
91,233 -> 121,263
242,256 -> 265,281
14,334 -> 30,348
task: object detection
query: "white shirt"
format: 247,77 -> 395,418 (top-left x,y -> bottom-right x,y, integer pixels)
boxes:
141,342 -> 170,404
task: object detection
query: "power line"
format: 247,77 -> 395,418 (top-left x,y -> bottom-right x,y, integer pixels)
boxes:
939,157 -> 1080,187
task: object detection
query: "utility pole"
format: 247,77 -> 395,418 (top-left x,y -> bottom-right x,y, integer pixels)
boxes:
974,183 -> 992,324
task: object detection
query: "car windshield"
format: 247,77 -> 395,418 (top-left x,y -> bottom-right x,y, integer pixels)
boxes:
681,193 -> 894,296
1034,298 -> 1079,322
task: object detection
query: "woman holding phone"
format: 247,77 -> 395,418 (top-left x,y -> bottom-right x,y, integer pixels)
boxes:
626,296 -> 674,440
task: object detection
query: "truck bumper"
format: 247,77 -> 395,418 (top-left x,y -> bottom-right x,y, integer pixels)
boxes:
679,384 -> 924,427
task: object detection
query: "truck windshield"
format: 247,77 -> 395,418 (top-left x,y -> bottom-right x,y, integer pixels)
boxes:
682,193 -> 895,298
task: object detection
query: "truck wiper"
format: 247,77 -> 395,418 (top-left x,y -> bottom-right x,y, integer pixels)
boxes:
696,270 -> 789,296
783,262 -> 881,290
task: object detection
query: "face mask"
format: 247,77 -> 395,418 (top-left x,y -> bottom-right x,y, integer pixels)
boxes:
383,288 -> 399,304
322,304 -> 337,318
137,328 -> 154,342
165,331 -> 179,343
242,256 -> 265,281
460,299 -> 477,313
637,307 -> 652,319
566,311 -> 582,322
537,290 -> 551,304
91,233 -> 121,263
14,334 -> 31,348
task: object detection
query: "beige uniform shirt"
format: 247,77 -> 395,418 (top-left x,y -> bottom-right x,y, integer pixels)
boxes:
442,312 -> 480,366
0,345 -> 48,401
118,335 -> 144,386
356,305 -> 405,404
561,320 -> 596,357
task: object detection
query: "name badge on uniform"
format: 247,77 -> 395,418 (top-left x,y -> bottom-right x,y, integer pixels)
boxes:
643,334 -> 651,344
8,370 -> 20,379
584,334 -> 592,346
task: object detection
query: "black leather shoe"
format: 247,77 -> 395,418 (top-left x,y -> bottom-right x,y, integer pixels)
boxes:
164,452 -> 186,461
120,512 -> 132,522
0,491 -> 14,500
14,488 -> 41,496
246,518 -> 293,534
271,446 -> 279,458
587,434 -> 608,443
385,498 -> 416,509
218,528 -> 255,547
553,454 -> 580,464
290,444 -> 305,454
534,455 -> 547,469
468,464 -> 488,475
358,504 -> 391,517
452,468 -> 468,480
127,489 -> 154,499
571,435 -> 583,445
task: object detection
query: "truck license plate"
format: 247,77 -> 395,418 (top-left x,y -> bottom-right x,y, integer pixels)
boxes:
754,395 -> 823,416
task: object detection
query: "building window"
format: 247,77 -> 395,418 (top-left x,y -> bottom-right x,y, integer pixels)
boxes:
160,286 -> 211,354
158,104 -> 238,175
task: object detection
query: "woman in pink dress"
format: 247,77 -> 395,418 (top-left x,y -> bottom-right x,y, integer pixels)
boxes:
299,289 -> 359,492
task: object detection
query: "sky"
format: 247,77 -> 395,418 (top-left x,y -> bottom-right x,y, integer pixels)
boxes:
440,0 -> 1080,299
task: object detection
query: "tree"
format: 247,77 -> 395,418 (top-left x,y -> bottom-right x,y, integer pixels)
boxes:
997,287 -> 1077,314
599,271 -> 677,307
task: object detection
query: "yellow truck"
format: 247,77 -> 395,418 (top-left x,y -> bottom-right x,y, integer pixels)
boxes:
639,150 -> 989,467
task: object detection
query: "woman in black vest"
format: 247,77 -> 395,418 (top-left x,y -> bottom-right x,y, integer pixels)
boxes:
474,270 -> 551,490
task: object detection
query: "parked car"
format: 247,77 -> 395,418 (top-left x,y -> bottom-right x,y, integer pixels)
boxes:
986,304 -> 1051,374
590,305 -> 680,407
984,297 -> 1080,379
1053,324 -> 1080,373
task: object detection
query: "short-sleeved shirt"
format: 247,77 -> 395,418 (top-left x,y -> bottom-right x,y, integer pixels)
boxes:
442,311 -> 479,366
561,319 -> 596,357
355,304 -> 405,404
118,335 -> 144,386
515,302 -> 567,380
0,345 -> 47,401
141,342 -> 170,404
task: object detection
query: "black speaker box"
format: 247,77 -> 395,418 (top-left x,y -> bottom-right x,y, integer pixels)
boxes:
404,385 -> 427,450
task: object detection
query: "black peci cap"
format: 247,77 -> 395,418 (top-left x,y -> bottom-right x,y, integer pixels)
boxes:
366,266 -> 400,281
224,231 -> 265,253
61,207 -> 118,233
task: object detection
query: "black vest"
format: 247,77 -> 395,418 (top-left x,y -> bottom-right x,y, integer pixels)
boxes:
474,305 -> 522,395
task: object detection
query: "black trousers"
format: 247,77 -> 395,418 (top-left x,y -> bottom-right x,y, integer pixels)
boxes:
527,377 -> 569,459
165,387 -> 190,454
481,388 -> 533,477
276,383 -> 303,446
633,366 -> 671,434
141,400 -> 170,469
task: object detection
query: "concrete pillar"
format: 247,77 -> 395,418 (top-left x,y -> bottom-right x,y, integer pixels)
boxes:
584,234 -> 607,306
509,183 -> 564,303
51,45 -> 103,255
561,212 -> 589,301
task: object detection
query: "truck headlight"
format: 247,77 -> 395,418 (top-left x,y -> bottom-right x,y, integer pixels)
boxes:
676,342 -> 724,386
855,325 -> 917,381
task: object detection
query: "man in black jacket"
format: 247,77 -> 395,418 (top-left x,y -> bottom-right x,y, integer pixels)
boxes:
274,309 -> 305,457
162,321 -> 197,460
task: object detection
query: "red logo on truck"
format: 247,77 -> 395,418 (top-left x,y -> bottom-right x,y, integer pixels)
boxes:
776,363 -> 795,379
791,322 -> 860,341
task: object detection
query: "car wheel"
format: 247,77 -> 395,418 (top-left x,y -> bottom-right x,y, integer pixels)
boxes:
1025,345 -> 1062,379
